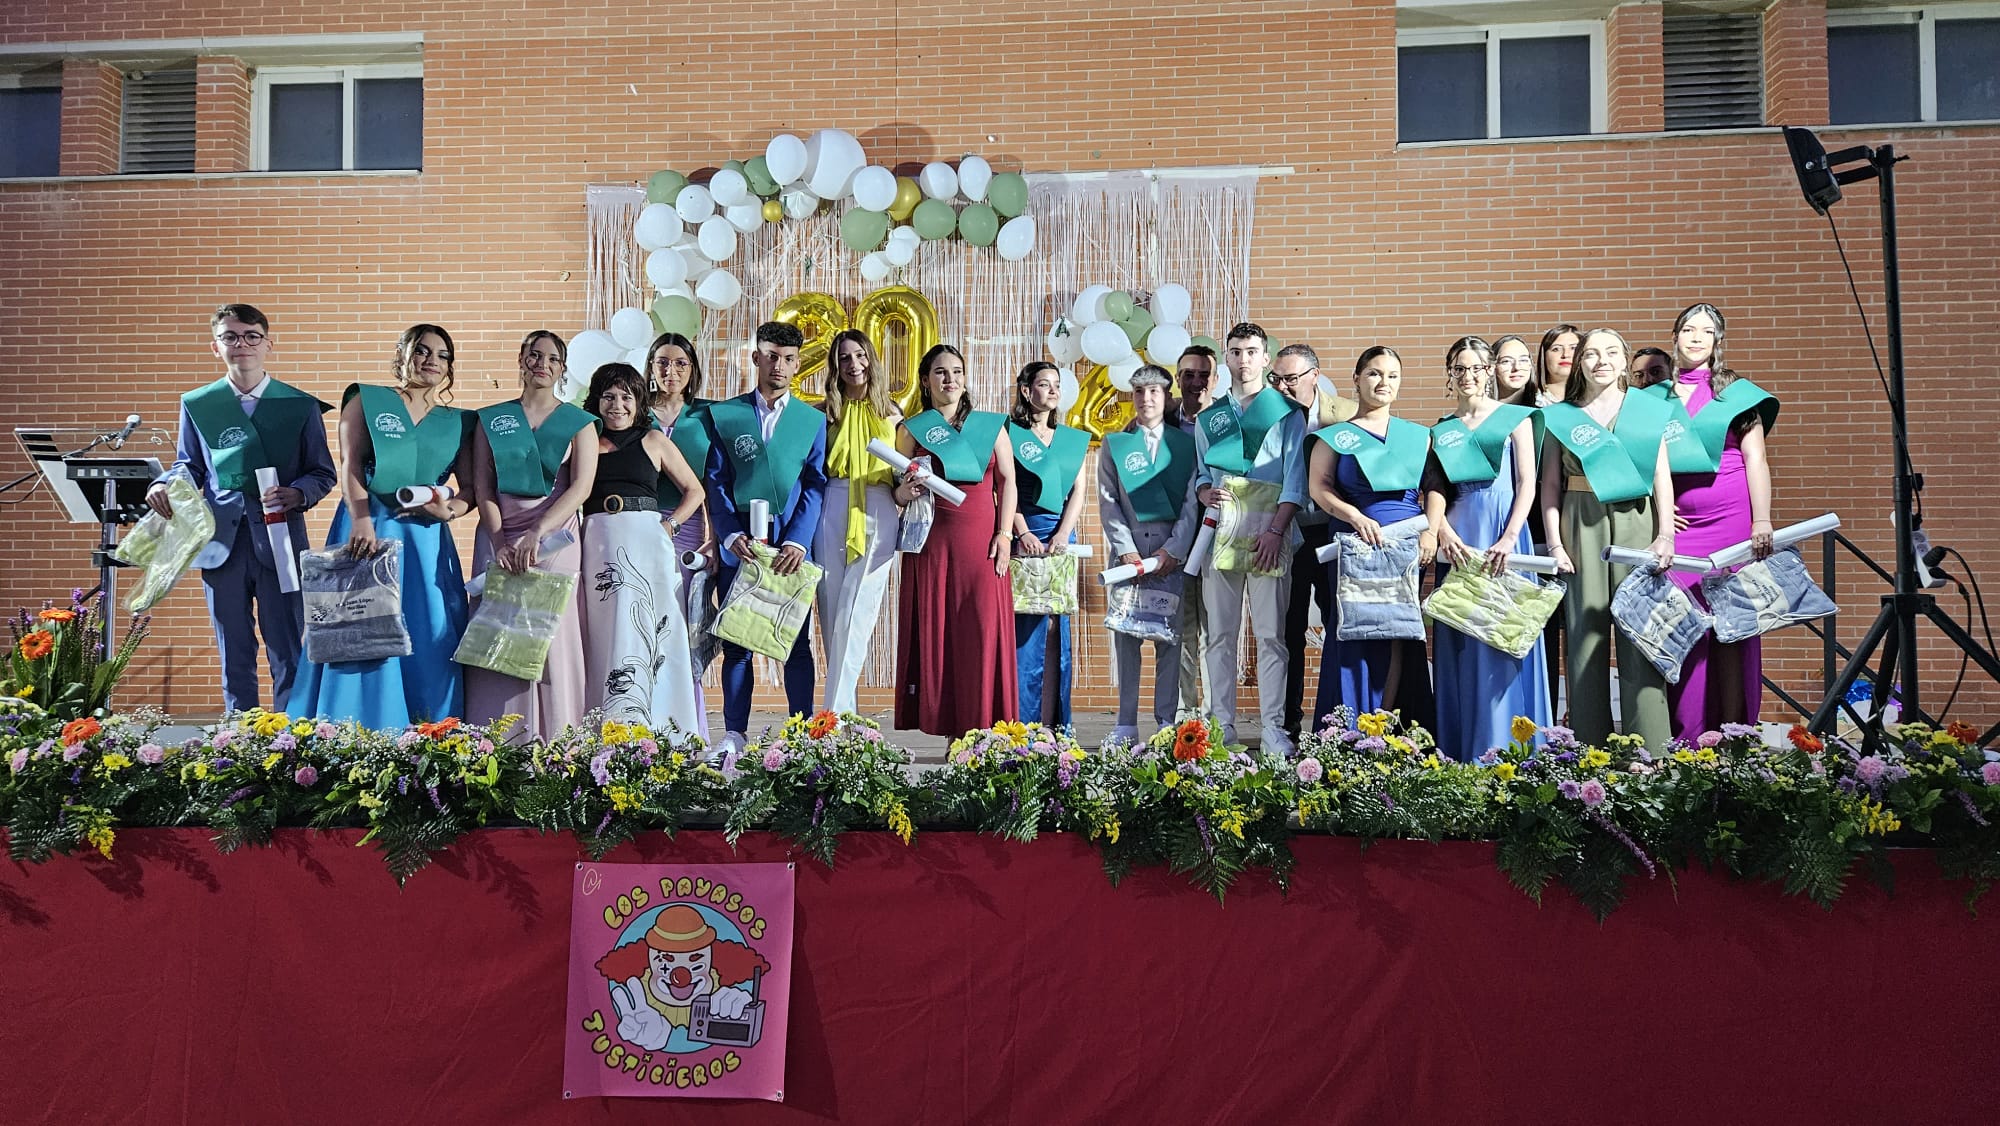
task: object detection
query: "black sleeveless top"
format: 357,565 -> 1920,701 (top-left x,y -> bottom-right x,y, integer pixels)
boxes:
584,427 -> 660,514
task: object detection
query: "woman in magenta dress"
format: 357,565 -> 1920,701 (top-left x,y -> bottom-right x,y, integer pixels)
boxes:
891,344 -> 1019,736
1635,303 -> 1779,737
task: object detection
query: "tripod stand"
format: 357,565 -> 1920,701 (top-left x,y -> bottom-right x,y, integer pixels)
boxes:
1785,130 -> 2000,747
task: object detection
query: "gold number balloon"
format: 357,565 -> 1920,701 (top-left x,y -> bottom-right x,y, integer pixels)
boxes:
851,285 -> 941,418
1065,364 -> 1135,442
772,291 -> 850,403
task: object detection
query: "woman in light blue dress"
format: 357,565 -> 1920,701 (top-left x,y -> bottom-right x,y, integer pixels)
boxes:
293,324 -> 473,727
1426,336 -> 1551,761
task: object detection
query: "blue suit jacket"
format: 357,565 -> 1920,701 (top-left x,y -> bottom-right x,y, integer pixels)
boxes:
163,385 -> 338,571
702,392 -> 829,568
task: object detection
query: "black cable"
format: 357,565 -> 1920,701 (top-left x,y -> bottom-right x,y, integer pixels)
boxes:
1824,209 -> 1924,524
1939,579 -> 1972,720
0,475 -> 45,506
1942,547 -> 1998,655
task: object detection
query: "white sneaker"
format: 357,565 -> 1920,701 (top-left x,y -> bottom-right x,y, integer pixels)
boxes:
1261,727 -> 1295,757
712,730 -> 746,763
1106,725 -> 1139,747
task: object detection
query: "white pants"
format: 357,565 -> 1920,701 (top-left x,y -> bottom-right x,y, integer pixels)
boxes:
1202,563 -> 1290,737
814,481 -> 899,714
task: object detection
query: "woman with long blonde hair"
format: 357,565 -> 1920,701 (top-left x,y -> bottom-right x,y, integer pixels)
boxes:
814,329 -> 904,714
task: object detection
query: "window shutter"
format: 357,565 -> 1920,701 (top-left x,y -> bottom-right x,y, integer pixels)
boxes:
120,68 -> 196,173
1663,13 -> 1764,130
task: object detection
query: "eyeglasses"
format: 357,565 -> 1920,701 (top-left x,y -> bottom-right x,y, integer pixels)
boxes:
652,357 -> 691,369
1270,367 -> 1315,385
1448,364 -> 1494,377
215,331 -> 267,347
1494,357 -> 1532,369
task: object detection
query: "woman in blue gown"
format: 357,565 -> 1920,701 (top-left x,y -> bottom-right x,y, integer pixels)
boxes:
1308,346 -> 1437,731
293,324 -> 473,727
1426,336 -> 1551,761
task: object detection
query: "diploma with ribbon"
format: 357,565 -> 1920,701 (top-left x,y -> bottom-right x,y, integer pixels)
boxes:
1182,506 -> 1220,575
255,466 -> 301,594
867,438 -> 968,506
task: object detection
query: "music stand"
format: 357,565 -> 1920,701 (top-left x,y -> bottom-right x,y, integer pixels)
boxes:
10,427 -> 164,653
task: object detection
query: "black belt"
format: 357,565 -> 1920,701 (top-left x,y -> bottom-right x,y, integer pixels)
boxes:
586,494 -> 660,515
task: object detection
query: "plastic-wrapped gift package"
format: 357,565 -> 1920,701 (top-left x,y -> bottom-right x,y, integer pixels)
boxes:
1610,567 -> 1713,684
1422,562 -> 1567,659
452,566 -> 577,681
1011,550 -> 1079,616
1104,568 -> 1183,643
685,564 -> 720,673
714,541 -> 824,661
300,541 -> 413,664
896,455 -> 937,553
1702,548 -> 1837,644
111,466 -> 215,613
1333,529 -> 1425,641
1210,476 -> 1286,577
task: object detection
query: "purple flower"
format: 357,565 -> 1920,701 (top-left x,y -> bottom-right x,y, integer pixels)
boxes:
1543,726 -> 1578,749
638,738 -> 658,759
1722,723 -> 1759,739
271,731 -> 297,752
1295,757 -> 1324,784
1558,780 -> 1582,800
476,738 -> 494,755
62,742 -> 86,763
293,765 -> 319,786
1357,736 -> 1386,753
1856,755 -> 1887,785
395,730 -> 423,749
762,748 -> 787,771
1697,731 -> 1724,748
7,748 -> 25,773
315,721 -> 338,740
860,726 -> 883,742
1476,749 -> 1501,766
588,746 -> 614,787
1982,762 -> 2000,786
213,729 -> 236,750
1579,779 -> 1606,807
211,757 -> 233,770
136,742 -> 165,764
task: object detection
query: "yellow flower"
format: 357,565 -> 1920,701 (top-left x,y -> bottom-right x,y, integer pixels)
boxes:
670,751 -> 687,768
1695,748 -> 1720,766
251,712 -> 291,738
1387,735 -> 1414,756
1374,761 -> 1392,775
1357,711 -> 1389,738
358,792 -> 384,810
193,761 -> 210,781
98,752 -> 132,775
1580,749 -> 1612,769
1422,753 -> 1443,771
606,785 -> 641,813
292,720 -> 316,738
886,801 -> 915,845
648,764 -> 674,784
1493,762 -> 1517,782
262,752 -> 284,770
1510,716 -> 1538,743
85,824 -> 116,858
1162,770 -> 1181,789
17,684 -> 32,698
993,720 -> 1030,746
1217,809 -> 1246,839
1096,815 -> 1122,845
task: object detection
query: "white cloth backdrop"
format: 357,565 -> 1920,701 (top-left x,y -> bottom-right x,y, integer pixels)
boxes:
584,169 -> 1259,709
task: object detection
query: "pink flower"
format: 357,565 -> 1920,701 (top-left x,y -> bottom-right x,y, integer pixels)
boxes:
1857,755 -> 1887,784
860,727 -> 883,743
1697,731 -> 1723,748
1579,779 -> 1607,807
762,748 -> 787,771
1295,757 -> 1324,784
314,722 -> 338,740
7,748 -> 25,773
476,738 -> 494,755
1981,762 -> 2000,786
638,739 -> 658,758
136,743 -> 165,764
212,729 -> 236,750
396,730 -> 423,749
293,765 -> 319,786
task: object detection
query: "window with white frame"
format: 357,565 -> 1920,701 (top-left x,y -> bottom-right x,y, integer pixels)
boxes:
0,71 -> 62,178
1397,22 -> 1607,142
253,64 -> 422,171
1827,6 -> 2000,124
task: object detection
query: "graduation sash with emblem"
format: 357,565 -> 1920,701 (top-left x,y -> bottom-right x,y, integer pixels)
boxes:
706,394 -> 823,510
1008,422 -> 1090,515
1314,417 -> 1431,492
906,409 -> 1007,484
1196,387 -> 1296,475
182,377 -> 329,493
1102,427 -> 1195,524
347,383 -> 466,499
1687,378 -> 1779,464
651,399 -> 713,509
1428,404 -> 1535,485
1541,392 -> 1671,505
478,399 -> 592,497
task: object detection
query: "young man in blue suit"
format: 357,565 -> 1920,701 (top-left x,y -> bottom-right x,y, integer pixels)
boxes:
144,304 -> 336,714
703,321 -> 830,758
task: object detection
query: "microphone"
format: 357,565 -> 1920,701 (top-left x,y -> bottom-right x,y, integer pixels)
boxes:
110,413 -> 142,449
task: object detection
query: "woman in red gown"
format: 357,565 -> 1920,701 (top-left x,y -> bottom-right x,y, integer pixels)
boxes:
891,344 -> 1020,735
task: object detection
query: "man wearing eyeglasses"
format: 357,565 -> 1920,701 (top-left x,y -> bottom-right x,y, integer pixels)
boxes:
145,304 -> 336,715
1269,344 -> 1355,741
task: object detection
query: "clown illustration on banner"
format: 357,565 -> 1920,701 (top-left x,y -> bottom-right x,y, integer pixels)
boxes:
564,862 -> 795,1101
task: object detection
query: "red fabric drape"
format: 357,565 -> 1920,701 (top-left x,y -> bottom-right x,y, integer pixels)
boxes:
1,830 -> 1991,1124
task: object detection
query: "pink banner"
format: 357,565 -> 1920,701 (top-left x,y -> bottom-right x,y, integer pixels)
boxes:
563,861 -> 795,1101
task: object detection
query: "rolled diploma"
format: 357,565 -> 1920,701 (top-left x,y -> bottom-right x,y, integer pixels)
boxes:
256,466 -> 300,594
395,483 -> 455,509
1183,506 -> 1220,575
1101,556 -> 1164,586
1706,512 -> 1841,570
748,499 -> 771,543
1601,545 -> 1717,573
680,550 -> 706,570
1499,552 -> 1561,576
1315,513 -> 1433,563
867,438 -> 967,506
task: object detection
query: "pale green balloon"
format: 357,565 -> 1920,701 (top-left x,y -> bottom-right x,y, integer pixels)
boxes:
647,170 -> 688,205
957,203 -> 999,247
912,198 -> 956,240
987,172 -> 1028,218
840,207 -> 890,252
652,294 -> 701,339
1103,290 -> 1136,324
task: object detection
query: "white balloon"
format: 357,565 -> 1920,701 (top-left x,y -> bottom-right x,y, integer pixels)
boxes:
655,283 -> 694,304
1071,284 -> 1112,326
644,248 -> 688,291
624,345 -> 651,372
1045,315 -> 1083,365
634,204 -> 680,251
695,269 -> 743,310
674,184 -> 715,224
697,215 -> 737,262
1151,282 -> 1193,326
1057,366 -> 1081,413
957,155 -> 994,202
859,252 -> 891,283
725,202 -> 764,233
708,168 -> 750,207
1106,354 -> 1143,392
851,166 -> 898,212
883,237 -> 916,267
804,128 -> 866,199
781,187 -> 820,221
765,133 -> 808,186
679,246 -> 713,284
918,161 -> 959,201
995,214 -> 1035,261
609,307 -> 654,350
566,329 -> 622,387
1082,319 -> 1135,365
889,223 -> 922,246
1144,323 -> 1193,366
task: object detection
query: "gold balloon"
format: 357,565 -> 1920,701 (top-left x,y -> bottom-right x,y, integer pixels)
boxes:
852,284 -> 942,418
761,199 -> 784,223
1065,364 -> 1135,444
888,176 -> 922,222
772,291 -> 850,403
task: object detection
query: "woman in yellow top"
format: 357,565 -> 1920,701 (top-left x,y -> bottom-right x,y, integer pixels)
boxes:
813,329 -> 904,715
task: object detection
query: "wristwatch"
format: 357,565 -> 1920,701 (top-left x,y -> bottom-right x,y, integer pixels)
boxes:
665,515 -> 681,536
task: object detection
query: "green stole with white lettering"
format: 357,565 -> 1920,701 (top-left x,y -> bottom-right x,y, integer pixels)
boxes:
705,394 -> 823,510
1196,387 -> 1296,475
1313,417 -> 1431,491
1428,404 -> 1534,485
477,399 -> 592,497
906,409 -> 1007,484
1541,393 -> 1671,505
1102,426 -> 1195,524
1008,422 -> 1090,515
347,383 -> 466,500
182,378 -> 329,493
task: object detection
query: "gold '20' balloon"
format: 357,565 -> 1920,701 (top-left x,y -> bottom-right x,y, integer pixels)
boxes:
1065,364 -> 1136,443
773,291 -> 850,403
851,285 -> 941,418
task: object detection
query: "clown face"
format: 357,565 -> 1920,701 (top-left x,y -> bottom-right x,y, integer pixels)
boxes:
646,943 -> 715,1007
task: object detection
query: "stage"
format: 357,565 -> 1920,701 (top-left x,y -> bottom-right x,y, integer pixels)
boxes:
1,829 -> 1990,1124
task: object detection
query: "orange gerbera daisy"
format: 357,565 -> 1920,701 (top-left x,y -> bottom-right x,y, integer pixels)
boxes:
806,711 -> 839,739
1946,721 -> 1980,746
1173,719 -> 1209,762
1787,724 -> 1824,755
37,608 -> 76,623
61,716 -> 102,746
18,630 -> 54,660
416,717 -> 462,738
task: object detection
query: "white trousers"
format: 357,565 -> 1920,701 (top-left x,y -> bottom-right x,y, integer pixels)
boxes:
814,481 -> 899,714
1202,563 -> 1290,737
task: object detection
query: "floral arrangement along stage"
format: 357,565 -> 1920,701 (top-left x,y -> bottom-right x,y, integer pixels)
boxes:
722,711 -> 915,866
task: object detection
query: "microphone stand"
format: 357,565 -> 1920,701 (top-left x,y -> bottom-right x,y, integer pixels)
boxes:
2,423 -> 144,654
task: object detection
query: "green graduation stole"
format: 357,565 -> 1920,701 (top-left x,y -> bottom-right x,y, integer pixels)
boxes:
181,377 -> 330,493
1008,422 -> 1090,515
1540,393 -> 1670,505
477,399 -> 592,498
1633,384 -> 1715,474
1102,427 -> 1195,524
1196,387 -> 1297,475
1688,378 -> 1779,464
348,384 -> 466,499
1313,417 -> 1431,492
652,399 -> 713,509
907,409 -> 1007,484
705,394 -> 824,510
1429,404 -> 1535,485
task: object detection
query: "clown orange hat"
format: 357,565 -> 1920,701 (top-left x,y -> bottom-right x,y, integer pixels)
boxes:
645,904 -> 716,953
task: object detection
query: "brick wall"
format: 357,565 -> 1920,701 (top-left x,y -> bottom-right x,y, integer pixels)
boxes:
56,58 -> 119,175
194,55 -> 251,174
3,0 -> 1997,726
1765,0 -> 1830,126
1607,3 -> 1666,133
